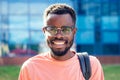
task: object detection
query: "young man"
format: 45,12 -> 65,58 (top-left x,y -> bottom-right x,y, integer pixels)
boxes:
18,3 -> 104,80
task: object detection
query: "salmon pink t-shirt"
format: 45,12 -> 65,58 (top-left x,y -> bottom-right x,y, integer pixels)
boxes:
18,52 -> 104,80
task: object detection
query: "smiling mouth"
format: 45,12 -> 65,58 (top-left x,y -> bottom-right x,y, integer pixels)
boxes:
52,41 -> 65,45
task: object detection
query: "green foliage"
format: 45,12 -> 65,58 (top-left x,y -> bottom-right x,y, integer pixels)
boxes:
103,64 -> 120,80
0,66 -> 20,80
0,65 -> 120,80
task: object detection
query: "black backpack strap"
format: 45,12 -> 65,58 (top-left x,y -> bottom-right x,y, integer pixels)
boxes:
77,52 -> 91,80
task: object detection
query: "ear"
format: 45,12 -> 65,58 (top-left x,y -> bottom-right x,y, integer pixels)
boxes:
42,28 -> 45,33
42,28 -> 51,37
73,27 -> 77,35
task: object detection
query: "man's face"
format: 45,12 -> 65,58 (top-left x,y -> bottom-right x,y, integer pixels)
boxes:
43,14 -> 76,56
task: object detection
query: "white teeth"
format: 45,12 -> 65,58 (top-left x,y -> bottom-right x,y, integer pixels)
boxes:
53,41 -> 65,45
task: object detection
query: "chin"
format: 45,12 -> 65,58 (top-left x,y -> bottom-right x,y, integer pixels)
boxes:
52,50 -> 67,56
51,47 -> 70,56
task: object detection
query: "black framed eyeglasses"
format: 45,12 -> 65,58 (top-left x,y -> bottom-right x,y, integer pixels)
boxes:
43,26 -> 74,36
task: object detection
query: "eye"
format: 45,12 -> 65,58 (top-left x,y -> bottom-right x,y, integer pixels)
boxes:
46,26 -> 57,34
62,27 -> 72,34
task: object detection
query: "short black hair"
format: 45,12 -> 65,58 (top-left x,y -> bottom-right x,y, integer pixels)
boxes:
44,3 -> 76,24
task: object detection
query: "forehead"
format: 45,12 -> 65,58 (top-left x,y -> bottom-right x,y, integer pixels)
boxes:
44,14 -> 74,27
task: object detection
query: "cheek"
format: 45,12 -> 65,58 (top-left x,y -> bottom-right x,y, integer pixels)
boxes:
45,32 -> 52,38
45,35 -> 52,45
46,37 -> 52,47
68,34 -> 74,41
44,32 -> 52,41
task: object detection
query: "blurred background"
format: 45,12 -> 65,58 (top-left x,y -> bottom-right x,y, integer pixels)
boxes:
0,0 -> 120,65
0,0 -> 120,80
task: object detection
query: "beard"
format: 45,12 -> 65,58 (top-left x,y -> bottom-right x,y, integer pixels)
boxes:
47,37 -> 74,56
50,44 -> 70,56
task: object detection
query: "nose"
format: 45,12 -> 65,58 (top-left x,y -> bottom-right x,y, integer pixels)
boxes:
55,30 -> 63,38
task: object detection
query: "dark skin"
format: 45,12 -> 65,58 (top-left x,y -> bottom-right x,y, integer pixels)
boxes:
43,14 -> 77,61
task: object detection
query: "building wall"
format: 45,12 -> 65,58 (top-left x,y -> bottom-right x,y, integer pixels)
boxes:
0,56 -> 120,65
0,0 -> 120,56
74,0 -> 120,55
0,0 -> 74,56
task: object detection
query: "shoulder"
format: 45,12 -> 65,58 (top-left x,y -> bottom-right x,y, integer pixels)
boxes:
89,55 -> 103,73
89,55 -> 101,66
21,53 -> 49,67
77,52 -> 101,66
89,56 -> 104,80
